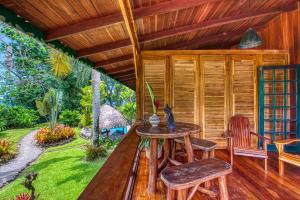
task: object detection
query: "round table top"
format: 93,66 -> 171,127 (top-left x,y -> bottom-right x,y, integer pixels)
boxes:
136,122 -> 201,139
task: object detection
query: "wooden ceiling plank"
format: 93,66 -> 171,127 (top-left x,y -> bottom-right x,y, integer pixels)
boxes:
112,70 -> 135,77
106,64 -> 134,74
45,0 -> 220,41
139,4 -> 297,43
95,54 -> 133,68
76,4 -> 297,58
158,25 -> 265,50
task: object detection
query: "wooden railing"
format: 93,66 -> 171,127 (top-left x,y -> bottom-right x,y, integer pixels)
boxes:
78,123 -> 141,200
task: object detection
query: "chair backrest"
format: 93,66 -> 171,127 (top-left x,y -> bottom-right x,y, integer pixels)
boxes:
228,115 -> 251,148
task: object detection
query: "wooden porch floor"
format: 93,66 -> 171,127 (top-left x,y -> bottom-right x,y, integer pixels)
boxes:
132,150 -> 300,200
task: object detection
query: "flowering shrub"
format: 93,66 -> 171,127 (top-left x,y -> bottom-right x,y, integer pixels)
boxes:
15,193 -> 31,200
85,144 -> 107,161
35,125 -> 75,145
0,139 -> 13,162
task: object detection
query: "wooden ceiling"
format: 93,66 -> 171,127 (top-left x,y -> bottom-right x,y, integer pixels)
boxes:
0,0 -> 298,90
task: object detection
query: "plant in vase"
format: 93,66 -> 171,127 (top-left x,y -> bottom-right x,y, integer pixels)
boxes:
139,137 -> 163,159
146,81 -> 160,126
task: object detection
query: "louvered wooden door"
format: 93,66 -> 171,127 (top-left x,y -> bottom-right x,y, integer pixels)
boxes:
142,58 -> 167,120
200,55 -> 228,148
231,55 -> 257,131
171,56 -> 199,127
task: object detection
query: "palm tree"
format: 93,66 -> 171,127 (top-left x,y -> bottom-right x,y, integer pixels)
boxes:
92,69 -> 101,147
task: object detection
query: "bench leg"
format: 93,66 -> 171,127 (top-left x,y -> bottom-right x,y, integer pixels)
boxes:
177,189 -> 187,200
218,176 -> 229,200
167,188 -> 175,200
209,149 -> 215,158
202,151 -> 209,159
264,158 -> 268,173
279,160 -> 284,176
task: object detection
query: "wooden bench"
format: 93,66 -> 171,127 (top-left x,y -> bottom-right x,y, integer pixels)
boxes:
275,139 -> 300,176
161,158 -> 232,200
174,137 -> 217,159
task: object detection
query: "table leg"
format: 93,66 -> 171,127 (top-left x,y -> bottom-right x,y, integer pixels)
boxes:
148,138 -> 157,194
159,139 -> 170,171
184,135 -> 194,162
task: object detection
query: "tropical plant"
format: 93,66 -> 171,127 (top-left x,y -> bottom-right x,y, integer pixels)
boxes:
146,81 -> 159,114
59,109 -> 81,127
35,125 -> 75,145
80,86 -> 92,127
48,49 -> 71,78
23,173 -> 38,200
0,105 -> 38,131
36,88 -> 62,130
85,144 -> 107,161
0,139 -> 11,156
15,193 -> 31,200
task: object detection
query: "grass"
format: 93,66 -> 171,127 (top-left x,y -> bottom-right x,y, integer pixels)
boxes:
0,123 -> 47,153
0,128 -> 108,200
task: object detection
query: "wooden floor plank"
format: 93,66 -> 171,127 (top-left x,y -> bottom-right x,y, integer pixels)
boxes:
133,150 -> 300,200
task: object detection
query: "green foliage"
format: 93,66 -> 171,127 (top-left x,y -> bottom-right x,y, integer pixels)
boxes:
35,125 -> 75,145
59,109 -> 81,127
0,23 -> 91,111
80,86 -> 92,127
36,88 -> 62,130
99,137 -> 122,150
0,105 -> 38,130
85,144 -> 107,161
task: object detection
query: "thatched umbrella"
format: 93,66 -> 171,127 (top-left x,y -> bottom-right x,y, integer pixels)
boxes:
99,105 -> 128,131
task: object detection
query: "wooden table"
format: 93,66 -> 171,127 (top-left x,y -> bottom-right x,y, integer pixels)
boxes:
136,122 -> 201,194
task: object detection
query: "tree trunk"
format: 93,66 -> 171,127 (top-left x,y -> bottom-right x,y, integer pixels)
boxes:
92,69 -> 101,147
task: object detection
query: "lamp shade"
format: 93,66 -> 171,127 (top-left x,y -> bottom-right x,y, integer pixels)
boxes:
239,28 -> 262,49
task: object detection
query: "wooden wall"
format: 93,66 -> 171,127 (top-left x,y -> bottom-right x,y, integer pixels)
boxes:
256,3 -> 300,64
138,50 -> 289,148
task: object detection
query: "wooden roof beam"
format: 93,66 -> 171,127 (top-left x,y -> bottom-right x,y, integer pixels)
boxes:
139,4 -> 297,43
95,54 -> 133,68
118,0 -> 141,80
45,0 -> 220,41
105,64 -> 134,74
76,39 -> 131,58
111,69 -> 135,78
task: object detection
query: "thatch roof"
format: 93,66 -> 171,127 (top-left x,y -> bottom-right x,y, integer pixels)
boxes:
99,105 -> 128,130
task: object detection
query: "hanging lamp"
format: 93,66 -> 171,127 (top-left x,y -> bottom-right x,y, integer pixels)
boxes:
239,0 -> 262,49
239,27 -> 262,49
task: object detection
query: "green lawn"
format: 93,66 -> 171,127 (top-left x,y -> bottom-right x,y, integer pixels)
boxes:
0,123 -> 46,153
0,129 -> 107,200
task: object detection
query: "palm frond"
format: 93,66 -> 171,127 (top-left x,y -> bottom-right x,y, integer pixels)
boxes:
146,81 -> 156,113
48,49 -> 71,78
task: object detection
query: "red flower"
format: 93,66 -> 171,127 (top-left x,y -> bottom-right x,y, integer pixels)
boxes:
155,99 -> 160,112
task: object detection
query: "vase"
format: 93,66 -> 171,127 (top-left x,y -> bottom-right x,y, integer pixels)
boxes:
149,113 -> 160,127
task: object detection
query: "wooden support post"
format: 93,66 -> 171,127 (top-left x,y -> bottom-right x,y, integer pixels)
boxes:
218,176 -> 229,200
149,138 -> 158,194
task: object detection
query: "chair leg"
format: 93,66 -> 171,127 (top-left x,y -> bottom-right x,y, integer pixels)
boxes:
264,158 -> 268,173
279,160 -> 284,176
167,188 -> 175,200
218,176 -> 229,200
177,189 -> 187,200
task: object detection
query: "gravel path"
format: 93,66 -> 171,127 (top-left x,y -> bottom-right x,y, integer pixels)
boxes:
0,130 -> 43,188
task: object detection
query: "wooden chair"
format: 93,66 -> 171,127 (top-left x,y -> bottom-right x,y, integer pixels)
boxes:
224,115 -> 270,172
161,158 -> 232,200
275,139 -> 300,176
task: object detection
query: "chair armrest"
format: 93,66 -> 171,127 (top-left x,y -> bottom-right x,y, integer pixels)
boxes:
275,139 -> 300,145
250,132 -> 271,142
